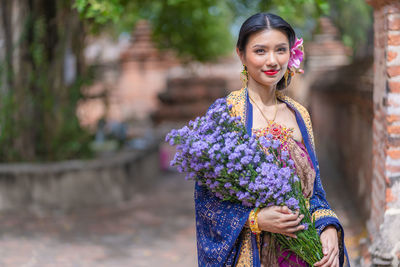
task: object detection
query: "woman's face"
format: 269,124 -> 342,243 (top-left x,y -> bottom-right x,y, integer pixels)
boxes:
238,29 -> 290,88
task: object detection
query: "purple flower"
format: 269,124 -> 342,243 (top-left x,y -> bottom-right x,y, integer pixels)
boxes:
234,144 -> 246,153
215,192 -> 223,199
272,140 -> 281,149
214,165 -> 224,175
259,137 -> 272,148
285,197 -> 299,209
224,182 -> 232,188
235,163 -> 243,171
242,200 -> 253,207
279,167 -> 292,179
239,179 -> 248,186
240,156 -> 252,165
166,96 -> 305,219
229,152 -> 241,161
266,154 -> 274,162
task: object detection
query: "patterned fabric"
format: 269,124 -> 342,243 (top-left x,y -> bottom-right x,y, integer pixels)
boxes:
253,120 -> 294,151
195,88 -> 350,266
195,181 -> 252,266
235,228 -> 261,266
288,138 -> 316,199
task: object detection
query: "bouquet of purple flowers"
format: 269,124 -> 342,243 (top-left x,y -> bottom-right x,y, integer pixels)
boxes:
166,98 -> 323,265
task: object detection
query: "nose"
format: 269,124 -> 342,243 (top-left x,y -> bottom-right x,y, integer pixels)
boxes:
266,52 -> 278,67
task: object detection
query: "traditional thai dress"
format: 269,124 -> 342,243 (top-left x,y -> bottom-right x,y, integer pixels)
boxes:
194,87 -> 350,267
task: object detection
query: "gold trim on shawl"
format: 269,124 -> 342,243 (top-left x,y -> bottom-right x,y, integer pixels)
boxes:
312,208 -> 339,221
226,88 -> 247,125
235,228 -> 261,267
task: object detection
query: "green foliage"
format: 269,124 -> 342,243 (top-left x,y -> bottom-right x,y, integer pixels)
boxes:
73,0 -> 328,61
327,0 -> 372,55
74,0 -> 372,61
0,2 -> 93,162
152,1 -> 234,61
30,15 -> 92,161
46,76 -> 94,161
74,0 -> 124,24
0,90 -> 18,161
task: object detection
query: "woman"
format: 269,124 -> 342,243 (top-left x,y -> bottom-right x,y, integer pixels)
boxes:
194,13 -> 350,267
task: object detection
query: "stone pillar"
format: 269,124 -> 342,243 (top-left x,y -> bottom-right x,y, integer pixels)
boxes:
366,0 -> 400,265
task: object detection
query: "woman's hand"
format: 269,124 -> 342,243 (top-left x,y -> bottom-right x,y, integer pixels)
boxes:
314,226 -> 339,267
257,206 -> 305,238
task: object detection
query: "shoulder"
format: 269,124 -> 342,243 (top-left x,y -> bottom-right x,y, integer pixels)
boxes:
225,88 -> 247,118
206,89 -> 244,113
226,88 -> 246,104
276,90 -> 311,125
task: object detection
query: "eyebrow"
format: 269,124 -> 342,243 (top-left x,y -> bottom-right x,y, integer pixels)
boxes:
252,43 -> 288,48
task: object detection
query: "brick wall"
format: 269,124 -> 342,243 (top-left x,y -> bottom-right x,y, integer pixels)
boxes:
366,0 -> 400,265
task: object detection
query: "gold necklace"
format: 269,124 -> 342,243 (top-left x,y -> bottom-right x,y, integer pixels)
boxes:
248,91 -> 278,123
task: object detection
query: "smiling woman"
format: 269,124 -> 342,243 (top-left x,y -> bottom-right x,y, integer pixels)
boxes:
239,30 -> 290,91
194,13 -> 351,267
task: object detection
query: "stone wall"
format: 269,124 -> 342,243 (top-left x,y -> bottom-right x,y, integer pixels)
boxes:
0,144 -> 159,212
310,58 -> 374,221
304,16 -> 375,219
152,77 -> 229,124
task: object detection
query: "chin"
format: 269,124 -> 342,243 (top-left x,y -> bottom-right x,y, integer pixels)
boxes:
258,78 -> 280,87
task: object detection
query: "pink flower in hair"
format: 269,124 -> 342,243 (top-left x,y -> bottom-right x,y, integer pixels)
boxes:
288,38 -> 304,70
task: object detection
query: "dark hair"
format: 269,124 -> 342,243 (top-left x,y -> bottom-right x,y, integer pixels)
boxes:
237,13 -> 296,90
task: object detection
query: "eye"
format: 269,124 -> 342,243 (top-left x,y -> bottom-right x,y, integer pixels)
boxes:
277,47 -> 287,53
255,49 -> 265,54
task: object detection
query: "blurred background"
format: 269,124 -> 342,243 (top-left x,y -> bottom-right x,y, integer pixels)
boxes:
0,0 -> 399,266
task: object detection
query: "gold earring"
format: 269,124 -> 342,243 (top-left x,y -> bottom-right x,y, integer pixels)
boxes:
284,68 -> 290,88
241,64 -> 249,88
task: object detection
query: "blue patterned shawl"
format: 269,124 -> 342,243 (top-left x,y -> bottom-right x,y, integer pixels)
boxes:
194,88 -> 350,266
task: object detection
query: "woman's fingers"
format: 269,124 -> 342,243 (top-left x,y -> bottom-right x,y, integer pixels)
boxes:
322,248 -> 338,267
281,214 -> 304,227
278,210 -> 300,222
285,224 -> 305,233
332,255 -> 339,267
316,226 -> 339,266
282,232 -> 297,238
314,245 -> 331,266
259,206 -> 307,235
277,206 -> 293,214
314,254 -> 329,266
315,244 -> 337,267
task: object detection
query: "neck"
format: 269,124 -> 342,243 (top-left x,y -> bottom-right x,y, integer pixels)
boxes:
247,78 -> 277,106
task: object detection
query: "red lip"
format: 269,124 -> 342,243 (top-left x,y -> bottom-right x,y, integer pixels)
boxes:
263,70 -> 279,76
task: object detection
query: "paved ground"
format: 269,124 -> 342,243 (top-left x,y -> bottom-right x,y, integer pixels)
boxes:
0,172 -> 197,267
0,168 -> 365,267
